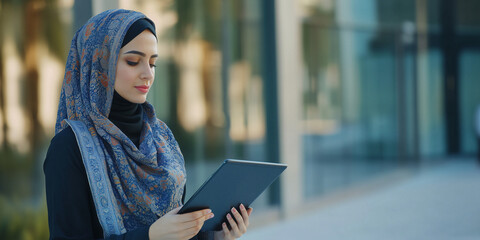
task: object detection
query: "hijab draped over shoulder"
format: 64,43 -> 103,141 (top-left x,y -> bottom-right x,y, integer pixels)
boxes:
55,9 -> 186,234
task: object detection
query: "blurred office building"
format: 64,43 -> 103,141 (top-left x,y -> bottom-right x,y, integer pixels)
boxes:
1,0 -> 480,238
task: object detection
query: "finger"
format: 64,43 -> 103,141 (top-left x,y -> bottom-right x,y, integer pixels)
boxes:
178,209 -> 212,223
231,207 -> 247,233
180,213 -> 213,239
183,212 -> 214,229
182,222 -> 207,239
226,213 -> 241,237
239,204 -> 250,226
247,207 -> 253,216
222,222 -> 232,239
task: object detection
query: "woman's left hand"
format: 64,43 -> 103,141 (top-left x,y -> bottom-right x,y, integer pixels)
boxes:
214,204 -> 253,240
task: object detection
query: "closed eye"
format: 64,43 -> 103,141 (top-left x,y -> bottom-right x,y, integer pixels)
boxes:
127,61 -> 139,66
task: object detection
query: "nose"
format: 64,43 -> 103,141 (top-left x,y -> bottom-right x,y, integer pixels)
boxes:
140,62 -> 154,81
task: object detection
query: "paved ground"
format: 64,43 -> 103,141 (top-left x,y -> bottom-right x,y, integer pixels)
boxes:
243,158 -> 480,240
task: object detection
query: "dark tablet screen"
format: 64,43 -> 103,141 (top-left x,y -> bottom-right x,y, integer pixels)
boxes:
178,159 -> 287,231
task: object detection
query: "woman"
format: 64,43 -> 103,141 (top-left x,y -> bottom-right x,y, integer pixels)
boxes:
44,9 -> 252,240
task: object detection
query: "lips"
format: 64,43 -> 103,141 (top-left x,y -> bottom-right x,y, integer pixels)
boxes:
135,85 -> 149,93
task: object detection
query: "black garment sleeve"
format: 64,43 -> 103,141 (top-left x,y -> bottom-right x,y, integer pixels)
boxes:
106,227 -> 149,240
43,127 -> 149,240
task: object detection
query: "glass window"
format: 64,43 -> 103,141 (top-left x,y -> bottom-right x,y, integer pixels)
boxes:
301,0 -> 438,198
138,0 -> 271,208
459,50 -> 480,153
456,0 -> 480,34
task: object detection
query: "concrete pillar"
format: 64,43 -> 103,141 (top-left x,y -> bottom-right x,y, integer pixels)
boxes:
275,0 -> 303,218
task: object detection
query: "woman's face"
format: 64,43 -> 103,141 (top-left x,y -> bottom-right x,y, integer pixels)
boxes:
115,30 -> 158,104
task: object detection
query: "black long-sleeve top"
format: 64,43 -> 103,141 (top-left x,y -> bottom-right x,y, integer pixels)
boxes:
44,125 -> 151,239
44,92 -> 211,240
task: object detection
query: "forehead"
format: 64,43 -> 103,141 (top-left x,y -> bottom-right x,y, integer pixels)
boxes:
120,30 -> 157,53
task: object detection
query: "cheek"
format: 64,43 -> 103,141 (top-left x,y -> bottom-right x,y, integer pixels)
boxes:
115,63 -> 135,88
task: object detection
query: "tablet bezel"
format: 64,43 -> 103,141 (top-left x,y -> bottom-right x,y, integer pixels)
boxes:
178,159 -> 287,231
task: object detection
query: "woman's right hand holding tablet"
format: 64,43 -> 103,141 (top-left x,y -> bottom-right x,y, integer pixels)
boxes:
148,206 -> 214,240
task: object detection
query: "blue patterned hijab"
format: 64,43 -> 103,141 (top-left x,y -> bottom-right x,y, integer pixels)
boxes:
55,9 -> 186,235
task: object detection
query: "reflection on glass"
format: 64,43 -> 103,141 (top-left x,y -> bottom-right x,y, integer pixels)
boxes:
456,0 -> 480,34
228,62 -> 265,141
460,51 -> 480,153
300,0 -> 450,199
144,0 -> 270,208
176,37 -> 208,132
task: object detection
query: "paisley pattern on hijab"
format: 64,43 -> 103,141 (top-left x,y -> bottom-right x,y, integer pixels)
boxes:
55,9 -> 186,234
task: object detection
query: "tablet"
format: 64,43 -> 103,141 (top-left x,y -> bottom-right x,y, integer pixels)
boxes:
178,159 -> 287,231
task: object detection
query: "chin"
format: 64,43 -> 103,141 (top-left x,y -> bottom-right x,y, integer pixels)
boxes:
128,96 -> 147,104
134,98 -> 147,104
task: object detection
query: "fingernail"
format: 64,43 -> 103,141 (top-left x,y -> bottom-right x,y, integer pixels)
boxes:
206,209 -> 212,214
227,213 -> 232,219
223,222 -> 227,228
209,213 -> 215,219
240,204 -> 245,210
231,207 -> 237,213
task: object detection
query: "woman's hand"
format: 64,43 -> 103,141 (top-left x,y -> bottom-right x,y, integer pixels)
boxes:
214,204 -> 253,240
148,206 -> 214,240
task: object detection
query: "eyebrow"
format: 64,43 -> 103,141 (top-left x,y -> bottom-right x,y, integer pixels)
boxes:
124,50 -> 158,58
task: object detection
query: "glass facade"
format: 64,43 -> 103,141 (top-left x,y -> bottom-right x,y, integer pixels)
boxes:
67,0 -> 480,208
136,0 -> 272,208
456,0 -> 480,154
300,0 -> 480,198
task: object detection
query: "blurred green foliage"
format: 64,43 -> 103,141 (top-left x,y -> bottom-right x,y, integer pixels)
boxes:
41,0 -> 68,61
0,149 -> 49,240
0,196 -> 49,240
0,150 -> 34,198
